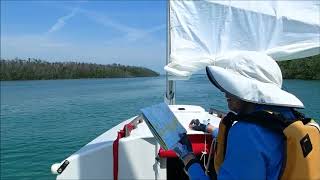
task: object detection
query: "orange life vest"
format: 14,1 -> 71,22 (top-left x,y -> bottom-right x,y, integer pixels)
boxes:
214,111 -> 320,180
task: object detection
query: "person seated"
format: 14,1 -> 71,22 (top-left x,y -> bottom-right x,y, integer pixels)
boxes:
173,52 -> 304,180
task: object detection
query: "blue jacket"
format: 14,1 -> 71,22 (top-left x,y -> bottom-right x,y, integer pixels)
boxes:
187,106 -> 295,180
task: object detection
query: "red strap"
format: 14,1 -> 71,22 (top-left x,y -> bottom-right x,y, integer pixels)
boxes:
113,123 -> 134,180
113,130 -> 124,180
125,124 -> 134,135
158,134 -> 212,158
113,128 -> 212,179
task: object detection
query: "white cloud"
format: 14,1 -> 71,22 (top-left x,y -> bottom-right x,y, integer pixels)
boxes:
79,8 -> 165,43
125,24 -> 166,42
47,8 -> 79,34
80,9 -> 134,33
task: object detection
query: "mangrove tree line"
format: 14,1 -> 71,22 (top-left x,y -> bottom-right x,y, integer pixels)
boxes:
0,58 -> 159,80
0,55 -> 319,80
277,54 -> 320,80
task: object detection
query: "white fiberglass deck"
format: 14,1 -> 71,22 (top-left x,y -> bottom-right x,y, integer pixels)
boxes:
52,105 -> 221,180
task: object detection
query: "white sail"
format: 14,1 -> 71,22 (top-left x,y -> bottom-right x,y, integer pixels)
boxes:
165,1 -> 320,77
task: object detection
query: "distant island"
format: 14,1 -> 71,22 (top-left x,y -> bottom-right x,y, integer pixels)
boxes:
277,54 -> 319,80
1,55 -> 319,81
0,58 -> 159,80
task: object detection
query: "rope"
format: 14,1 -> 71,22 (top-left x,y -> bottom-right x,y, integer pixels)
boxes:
200,134 -> 208,167
206,139 -> 215,175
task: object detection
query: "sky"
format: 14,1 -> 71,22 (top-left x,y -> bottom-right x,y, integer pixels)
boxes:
1,1 -> 167,73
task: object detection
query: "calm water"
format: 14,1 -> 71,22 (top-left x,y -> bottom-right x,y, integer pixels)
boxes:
1,75 -> 319,180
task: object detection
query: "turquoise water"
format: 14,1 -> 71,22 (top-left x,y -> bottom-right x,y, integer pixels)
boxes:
1,75 -> 319,179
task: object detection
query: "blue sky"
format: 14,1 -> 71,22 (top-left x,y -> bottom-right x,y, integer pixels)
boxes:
1,1 -> 167,73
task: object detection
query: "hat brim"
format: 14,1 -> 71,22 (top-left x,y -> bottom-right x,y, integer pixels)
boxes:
206,66 -> 304,108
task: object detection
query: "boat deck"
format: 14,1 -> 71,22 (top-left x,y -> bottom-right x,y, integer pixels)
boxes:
53,105 -> 221,179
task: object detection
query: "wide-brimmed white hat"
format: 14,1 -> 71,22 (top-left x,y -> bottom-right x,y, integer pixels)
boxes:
206,51 -> 304,108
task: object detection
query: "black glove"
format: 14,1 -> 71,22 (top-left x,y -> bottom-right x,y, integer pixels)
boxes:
189,119 -> 207,132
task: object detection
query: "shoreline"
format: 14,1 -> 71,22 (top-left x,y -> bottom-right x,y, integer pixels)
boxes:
0,59 -> 160,81
0,75 -> 161,82
1,75 -> 320,82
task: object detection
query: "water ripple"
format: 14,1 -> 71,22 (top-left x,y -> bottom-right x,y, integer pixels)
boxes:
1,77 -> 319,179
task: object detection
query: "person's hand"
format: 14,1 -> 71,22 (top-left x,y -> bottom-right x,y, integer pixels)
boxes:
172,133 -> 193,159
172,133 -> 196,166
189,119 -> 207,132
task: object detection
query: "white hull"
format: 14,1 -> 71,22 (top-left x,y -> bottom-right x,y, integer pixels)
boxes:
52,105 -> 221,179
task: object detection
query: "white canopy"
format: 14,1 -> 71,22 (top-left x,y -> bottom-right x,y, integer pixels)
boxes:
165,1 -> 320,77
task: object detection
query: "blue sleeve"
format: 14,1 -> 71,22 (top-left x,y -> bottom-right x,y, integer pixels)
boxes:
187,163 -> 210,180
217,122 -> 266,180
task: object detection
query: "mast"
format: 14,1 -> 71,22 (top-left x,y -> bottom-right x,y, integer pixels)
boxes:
165,0 -> 175,105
